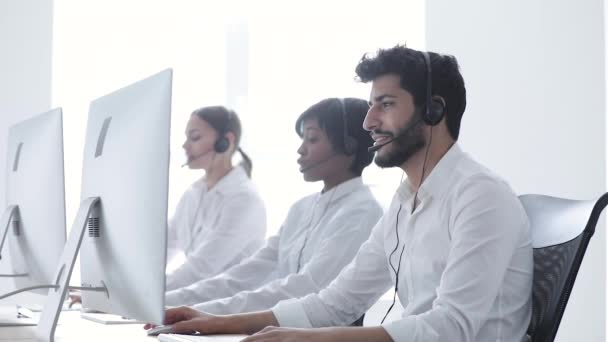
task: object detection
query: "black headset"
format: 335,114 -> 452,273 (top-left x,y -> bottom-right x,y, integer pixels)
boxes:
214,109 -> 233,153
421,51 -> 445,126
338,98 -> 358,156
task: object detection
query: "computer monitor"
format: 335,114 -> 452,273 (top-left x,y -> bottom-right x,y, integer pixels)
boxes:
78,68 -> 171,325
36,69 -> 172,342
1,108 -> 66,295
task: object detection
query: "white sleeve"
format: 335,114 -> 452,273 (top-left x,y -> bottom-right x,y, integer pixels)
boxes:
165,192 -> 267,291
166,191 -> 191,264
381,177 -> 529,342
165,232 -> 280,306
195,207 -> 382,315
272,214 -> 393,328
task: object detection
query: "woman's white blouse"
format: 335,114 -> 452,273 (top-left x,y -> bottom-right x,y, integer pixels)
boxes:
165,166 -> 267,291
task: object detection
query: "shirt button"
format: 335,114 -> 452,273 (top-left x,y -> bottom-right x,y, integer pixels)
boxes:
408,294 -> 413,301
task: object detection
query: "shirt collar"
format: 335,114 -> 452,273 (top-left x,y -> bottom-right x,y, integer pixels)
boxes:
397,143 -> 464,202
316,177 -> 364,206
205,165 -> 249,195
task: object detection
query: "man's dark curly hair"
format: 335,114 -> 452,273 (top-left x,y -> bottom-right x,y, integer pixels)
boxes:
355,44 -> 466,140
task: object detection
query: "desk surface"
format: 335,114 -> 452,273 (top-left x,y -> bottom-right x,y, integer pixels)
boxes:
0,299 -> 405,341
0,307 -> 156,341
0,308 -> 251,342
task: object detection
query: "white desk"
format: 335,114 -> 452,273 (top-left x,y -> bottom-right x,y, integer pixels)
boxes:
0,308 -> 154,341
0,299 -> 404,341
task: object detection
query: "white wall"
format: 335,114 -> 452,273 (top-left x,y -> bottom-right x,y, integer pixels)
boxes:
243,5 -> 425,232
0,0 -> 54,303
426,0 -> 606,340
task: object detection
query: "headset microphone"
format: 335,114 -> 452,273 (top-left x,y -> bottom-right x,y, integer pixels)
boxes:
367,117 -> 424,153
367,136 -> 396,153
299,152 -> 339,173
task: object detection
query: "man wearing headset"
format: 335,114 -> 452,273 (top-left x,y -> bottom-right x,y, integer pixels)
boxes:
146,45 -> 534,342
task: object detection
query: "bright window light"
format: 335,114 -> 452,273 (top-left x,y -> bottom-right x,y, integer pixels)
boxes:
53,0 -> 425,287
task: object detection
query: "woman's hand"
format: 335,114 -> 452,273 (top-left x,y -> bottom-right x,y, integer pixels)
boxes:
144,306 -> 241,335
144,307 -> 285,337
68,291 -> 81,307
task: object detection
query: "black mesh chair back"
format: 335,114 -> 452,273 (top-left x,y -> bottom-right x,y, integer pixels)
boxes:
350,315 -> 364,326
520,193 -> 608,342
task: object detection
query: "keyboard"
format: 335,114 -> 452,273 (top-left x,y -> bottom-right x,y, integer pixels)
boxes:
18,300 -> 81,313
0,315 -> 37,327
0,306 -> 38,326
158,334 -> 248,342
79,312 -> 145,324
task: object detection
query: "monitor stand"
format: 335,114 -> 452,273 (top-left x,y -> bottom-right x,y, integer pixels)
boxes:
35,197 -> 103,342
0,206 -> 80,330
0,205 -> 18,261
0,205 -> 29,280
0,205 -> 36,327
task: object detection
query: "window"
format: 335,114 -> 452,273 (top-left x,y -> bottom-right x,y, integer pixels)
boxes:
53,0 -> 424,243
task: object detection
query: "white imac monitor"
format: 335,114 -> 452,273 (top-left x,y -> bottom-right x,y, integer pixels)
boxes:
78,69 -> 171,324
2,108 -> 66,294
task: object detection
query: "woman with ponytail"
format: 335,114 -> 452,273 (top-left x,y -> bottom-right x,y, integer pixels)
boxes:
165,106 -> 267,292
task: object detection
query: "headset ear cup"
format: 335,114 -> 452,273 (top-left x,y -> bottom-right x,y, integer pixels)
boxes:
425,99 -> 445,126
338,98 -> 358,156
344,136 -> 358,156
214,136 -> 230,153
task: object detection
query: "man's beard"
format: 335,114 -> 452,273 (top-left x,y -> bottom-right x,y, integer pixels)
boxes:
374,119 -> 426,168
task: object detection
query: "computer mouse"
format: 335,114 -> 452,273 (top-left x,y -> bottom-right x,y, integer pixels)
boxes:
146,325 -> 174,336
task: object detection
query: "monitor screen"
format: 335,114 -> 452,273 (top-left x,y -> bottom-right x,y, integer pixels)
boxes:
5,108 -> 66,295
79,69 -> 172,325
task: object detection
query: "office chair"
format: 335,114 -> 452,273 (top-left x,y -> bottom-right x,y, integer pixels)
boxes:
351,315 -> 364,327
519,192 -> 608,342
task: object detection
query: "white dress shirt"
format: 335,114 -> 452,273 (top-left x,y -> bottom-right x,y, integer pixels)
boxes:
165,177 -> 383,315
273,144 -> 533,342
165,166 -> 267,291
